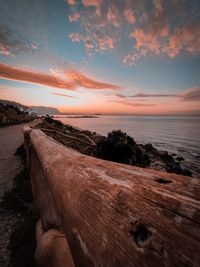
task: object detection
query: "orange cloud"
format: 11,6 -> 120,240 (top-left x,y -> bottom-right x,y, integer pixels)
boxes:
66,70 -> 121,90
0,63 -> 76,90
0,63 -> 121,91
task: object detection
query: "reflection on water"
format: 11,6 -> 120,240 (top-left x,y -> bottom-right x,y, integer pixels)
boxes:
57,115 -> 200,177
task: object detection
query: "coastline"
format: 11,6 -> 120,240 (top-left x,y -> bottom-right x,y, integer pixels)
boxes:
36,116 -> 196,178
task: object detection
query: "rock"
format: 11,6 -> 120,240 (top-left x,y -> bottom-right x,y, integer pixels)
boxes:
150,161 -> 166,172
157,150 -> 168,157
143,143 -> 155,152
64,130 -> 70,134
176,156 -> 184,161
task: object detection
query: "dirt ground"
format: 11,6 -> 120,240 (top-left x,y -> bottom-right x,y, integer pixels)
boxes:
0,119 -> 41,267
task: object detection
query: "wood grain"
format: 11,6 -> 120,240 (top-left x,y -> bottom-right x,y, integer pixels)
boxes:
23,126 -> 200,267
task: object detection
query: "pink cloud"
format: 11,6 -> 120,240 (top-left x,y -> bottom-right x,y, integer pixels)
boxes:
84,37 -> 94,49
180,87 -> 200,101
82,0 -> 102,7
165,23 -> 200,58
107,4 -> 121,28
68,13 -> 80,22
66,0 -> 200,64
115,93 -> 177,98
124,8 -> 136,24
108,100 -> 155,107
68,33 -> 83,43
0,44 -> 11,56
66,0 -> 76,5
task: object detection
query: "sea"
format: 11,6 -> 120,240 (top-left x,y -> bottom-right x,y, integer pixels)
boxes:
56,115 -> 200,178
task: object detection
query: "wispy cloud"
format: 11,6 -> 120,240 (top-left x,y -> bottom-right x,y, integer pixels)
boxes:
115,88 -> 200,102
180,87 -> 200,101
0,63 -> 121,91
52,92 -> 76,98
66,0 -> 76,5
66,70 -> 121,89
0,25 -> 37,56
108,100 -> 155,107
115,93 -> 177,98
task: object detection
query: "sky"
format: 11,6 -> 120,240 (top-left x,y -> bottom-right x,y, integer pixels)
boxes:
0,0 -> 200,115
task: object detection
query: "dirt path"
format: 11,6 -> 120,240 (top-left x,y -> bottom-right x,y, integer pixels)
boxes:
0,119 -> 41,198
0,119 -> 41,267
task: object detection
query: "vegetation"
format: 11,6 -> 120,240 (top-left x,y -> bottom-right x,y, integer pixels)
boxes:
44,115 -> 64,127
0,103 -> 34,127
96,130 -> 149,167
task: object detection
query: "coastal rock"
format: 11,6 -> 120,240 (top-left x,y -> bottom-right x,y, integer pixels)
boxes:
176,156 -> 184,161
37,118 -> 194,177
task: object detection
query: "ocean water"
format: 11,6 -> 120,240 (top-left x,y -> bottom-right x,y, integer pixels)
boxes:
56,115 -> 200,177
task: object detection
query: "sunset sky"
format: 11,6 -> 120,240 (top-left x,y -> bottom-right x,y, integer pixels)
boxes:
0,0 -> 200,115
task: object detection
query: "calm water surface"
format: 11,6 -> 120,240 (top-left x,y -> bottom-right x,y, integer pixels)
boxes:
57,116 -> 200,177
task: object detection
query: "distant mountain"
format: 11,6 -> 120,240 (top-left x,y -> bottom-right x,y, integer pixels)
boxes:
30,106 -> 61,115
0,99 -> 61,115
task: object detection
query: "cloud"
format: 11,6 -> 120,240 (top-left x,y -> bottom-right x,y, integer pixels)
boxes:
108,100 -> 155,107
107,4 -> 121,28
66,70 -> 121,89
0,63 -> 75,90
82,0 -> 102,7
66,0 -> 200,64
0,25 -> 37,56
66,0 -> 76,5
68,13 -> 80,22
115,88 -> 200,102
52,92 -> 76,98
165,23 -> 200,58
124,8 -> 136,24
180,87 -> 200,101
115,93 -> 177,98
0,63 -> 121,91
68,33 -> 83,43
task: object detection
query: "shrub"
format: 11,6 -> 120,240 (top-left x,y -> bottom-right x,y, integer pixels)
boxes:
44,115 -> 63,126
96,129 -> 149,167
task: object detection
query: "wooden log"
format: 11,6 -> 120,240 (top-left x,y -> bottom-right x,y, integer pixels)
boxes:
35,220 -> 75,267
23,126 -> 200,267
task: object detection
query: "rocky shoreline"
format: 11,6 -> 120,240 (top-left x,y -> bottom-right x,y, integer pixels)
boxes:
37,116 -> 193,177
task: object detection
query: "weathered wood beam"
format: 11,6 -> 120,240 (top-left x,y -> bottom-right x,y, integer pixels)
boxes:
24,126 -> 200,267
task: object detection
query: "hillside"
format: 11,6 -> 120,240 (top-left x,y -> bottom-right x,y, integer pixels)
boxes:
0,102 -> 33,126
0,99 -> 61,115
